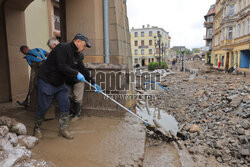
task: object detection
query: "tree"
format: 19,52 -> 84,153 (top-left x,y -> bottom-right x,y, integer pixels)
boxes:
192,48 -> 200,53
184,49 -> 192,55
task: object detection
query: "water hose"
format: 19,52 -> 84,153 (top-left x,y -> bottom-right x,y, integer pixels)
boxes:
143,81 -> 168,91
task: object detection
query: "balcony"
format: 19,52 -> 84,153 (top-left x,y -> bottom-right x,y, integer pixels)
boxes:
204,22 -> 213,28
203,35 -> 213,40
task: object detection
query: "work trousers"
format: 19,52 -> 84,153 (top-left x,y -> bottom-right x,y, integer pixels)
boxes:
36,78 -> 70,118
67,82 -> 85,104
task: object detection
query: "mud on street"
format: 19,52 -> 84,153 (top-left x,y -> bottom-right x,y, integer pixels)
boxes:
0,62 -> 249,167
141,62 -> 250,167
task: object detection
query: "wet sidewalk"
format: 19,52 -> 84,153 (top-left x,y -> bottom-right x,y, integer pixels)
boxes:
0,103 -> 146,167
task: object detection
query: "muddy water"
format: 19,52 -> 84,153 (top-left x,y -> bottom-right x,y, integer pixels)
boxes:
0,103 -> 146,167
136,103 -> 178,134
32,117 -> 121,167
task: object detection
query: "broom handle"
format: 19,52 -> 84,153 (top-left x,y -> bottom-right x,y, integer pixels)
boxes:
85,80 -> 148,125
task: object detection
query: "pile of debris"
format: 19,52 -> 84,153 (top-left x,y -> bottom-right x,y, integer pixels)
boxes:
0,116 -> 54,167
150,72 -> 250,167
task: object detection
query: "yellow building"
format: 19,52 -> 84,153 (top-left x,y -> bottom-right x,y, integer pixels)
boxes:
130,25 -> 171,67
212,0 -> 250,72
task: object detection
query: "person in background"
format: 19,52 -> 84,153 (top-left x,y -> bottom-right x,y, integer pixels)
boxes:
47,38 -> 59,50
218,60 -> 221,69
17,46 -> 48,108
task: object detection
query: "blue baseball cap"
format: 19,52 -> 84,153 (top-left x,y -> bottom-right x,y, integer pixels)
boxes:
73,33 -> 91,48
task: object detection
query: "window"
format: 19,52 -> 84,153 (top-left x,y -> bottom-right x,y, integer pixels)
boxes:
54,7 -> 60,31
228,27 -> 233,39
247,18 -> 250,34
148,58 -> 151,63
134,49 -> 138,55
215,54 -> 218,66
135,32 -> 138,37
134,58 -> 138,64
141,40 -> 144,46
232,52 -> 234,66
149,40 -> 153,45
152,58 -> 154,62
149,31 -> 153,36
208,28 -> 213,38
243,0 -> 246,8
237,24 -> 241,37
221,28 -> 224,41
223,7 -> 226,17
149,49 -> 153,55
134,41 -> 138,46
241,21 -> 245,36
155,48 -> 159,54
141,31 -> 144,37
230,5 -> 234,16
141,49 -> 144,55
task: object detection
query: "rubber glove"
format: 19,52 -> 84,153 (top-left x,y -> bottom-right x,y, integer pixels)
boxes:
77,73 -> 85,82
93,84 -> 102,93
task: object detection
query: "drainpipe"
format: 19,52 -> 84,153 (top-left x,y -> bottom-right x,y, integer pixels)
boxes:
103,0 -> 110,63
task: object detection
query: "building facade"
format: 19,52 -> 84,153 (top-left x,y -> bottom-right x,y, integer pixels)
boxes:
211,0 -> 250,71
0,0 -> 132,102
204,4 -> 216,64
130,25 -> 170,67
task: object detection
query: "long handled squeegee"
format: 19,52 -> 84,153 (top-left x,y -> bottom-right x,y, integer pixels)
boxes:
85,81 -> 148,126
85,80 -> 183,147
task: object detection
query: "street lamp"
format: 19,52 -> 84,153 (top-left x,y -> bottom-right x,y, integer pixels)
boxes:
154,32 -> 162,68
180,47 -> 185,71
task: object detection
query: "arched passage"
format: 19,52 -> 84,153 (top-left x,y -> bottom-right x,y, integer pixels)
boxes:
0,0 -> 131,103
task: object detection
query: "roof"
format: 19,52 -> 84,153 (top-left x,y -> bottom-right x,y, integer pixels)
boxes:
205,4 -> 215,17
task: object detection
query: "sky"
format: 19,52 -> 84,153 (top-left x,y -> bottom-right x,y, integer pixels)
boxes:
127,0 -> 215,49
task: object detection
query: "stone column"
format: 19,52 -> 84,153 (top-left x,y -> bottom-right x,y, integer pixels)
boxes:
4,1 -> 30,101
0,3 -> 11,102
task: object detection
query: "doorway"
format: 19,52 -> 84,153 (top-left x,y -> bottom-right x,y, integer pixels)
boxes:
225,52 -> 229,70
142,59 -> 145,66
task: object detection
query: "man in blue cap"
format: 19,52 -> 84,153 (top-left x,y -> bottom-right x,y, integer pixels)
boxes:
18,46 -> 48,108
34,33 -> 102,140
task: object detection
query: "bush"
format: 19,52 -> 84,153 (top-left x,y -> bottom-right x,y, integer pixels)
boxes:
148,62 -> 168,71
148,62 -> 158,70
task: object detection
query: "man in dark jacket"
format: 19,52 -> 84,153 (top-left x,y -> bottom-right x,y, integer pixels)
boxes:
47,38 -> 95,121
34,33 -> 102,140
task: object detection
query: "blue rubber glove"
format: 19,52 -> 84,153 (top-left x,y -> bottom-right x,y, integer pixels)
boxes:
77,73 -> 85,82
93,84 -> 102,93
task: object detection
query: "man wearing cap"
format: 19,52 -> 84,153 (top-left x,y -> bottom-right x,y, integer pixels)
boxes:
34,33 -> 102,140
47,37 -> 91,121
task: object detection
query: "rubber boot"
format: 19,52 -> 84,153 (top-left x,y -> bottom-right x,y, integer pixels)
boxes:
69,100 -> 76,117
33,117 -> 43,139
71,102 -> 81,122
59,112 -> 74,139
